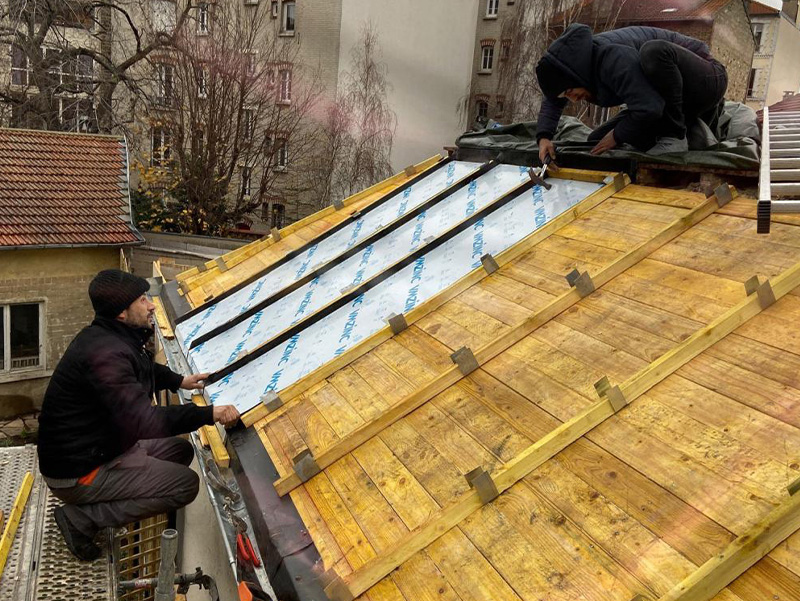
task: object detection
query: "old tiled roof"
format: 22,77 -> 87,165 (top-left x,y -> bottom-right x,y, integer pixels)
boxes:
750,1 -> 781,15
0,128 -> 143,248
574,0 -> 733,23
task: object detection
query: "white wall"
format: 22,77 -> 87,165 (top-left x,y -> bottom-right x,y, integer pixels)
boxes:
338,0 -> 479,171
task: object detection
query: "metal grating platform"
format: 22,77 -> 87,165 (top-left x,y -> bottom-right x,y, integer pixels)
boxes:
0,445 -> 112,601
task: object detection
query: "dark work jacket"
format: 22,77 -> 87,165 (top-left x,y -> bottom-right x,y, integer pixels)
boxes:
37,316 -> 214,479
536,25 -> 711,147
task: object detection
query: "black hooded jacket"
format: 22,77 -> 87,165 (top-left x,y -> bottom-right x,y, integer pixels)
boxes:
37,317 -> 214,479
536,25 -> 711,147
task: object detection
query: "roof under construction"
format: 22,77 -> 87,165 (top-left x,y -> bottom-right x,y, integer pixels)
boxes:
157,153 -> 800,601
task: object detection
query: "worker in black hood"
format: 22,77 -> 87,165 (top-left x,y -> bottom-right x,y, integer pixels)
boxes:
536,24 -> 728,159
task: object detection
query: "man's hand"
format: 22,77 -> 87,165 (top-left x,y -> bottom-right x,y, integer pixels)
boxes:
181,373 -> 210,390
538,138 -> 558,167
213,405 -> 240,427
591,130 -> 617,155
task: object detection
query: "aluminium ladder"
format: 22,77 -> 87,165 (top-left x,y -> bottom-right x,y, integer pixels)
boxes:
758,107 -> 800,233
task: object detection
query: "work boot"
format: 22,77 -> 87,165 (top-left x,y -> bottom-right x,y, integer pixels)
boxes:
648,137 -> 689,156
54,506 -> 101,561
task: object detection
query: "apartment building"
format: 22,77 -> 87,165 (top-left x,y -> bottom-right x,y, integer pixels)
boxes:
748,0 -> 800,109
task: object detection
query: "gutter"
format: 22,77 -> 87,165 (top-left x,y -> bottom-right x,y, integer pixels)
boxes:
0,240 -> 145,252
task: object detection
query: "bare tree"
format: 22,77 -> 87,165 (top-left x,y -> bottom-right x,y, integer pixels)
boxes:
313,22 -> 395,209
133,0 -> 323,235
464,0 -> 626,127
0,0 -> 192,133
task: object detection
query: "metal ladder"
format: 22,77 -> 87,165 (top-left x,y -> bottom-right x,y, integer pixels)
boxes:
757,107 -> 800,233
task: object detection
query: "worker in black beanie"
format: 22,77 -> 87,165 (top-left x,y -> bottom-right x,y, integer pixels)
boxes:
535,24 -> 727,160
38,269 -> 240,561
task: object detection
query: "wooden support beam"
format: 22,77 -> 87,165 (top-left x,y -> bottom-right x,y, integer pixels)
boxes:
657,490 -> 800,601
271,186 -> 727,496
152,295 -> 174,340
325,252 -> 800,601
0,472 -> 34,580
192,395 -> 229,468
242,172 -> 627,427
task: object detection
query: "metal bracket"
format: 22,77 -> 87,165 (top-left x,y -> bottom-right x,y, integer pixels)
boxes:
197,262 -> 208,272
350,210 -> 362,219
215,257 -> 228,272
333,198 -> 344,211
788,476 -> 800,496
480,253 -> 500,275
606,385 -> 628,412
404,164 -> 417,177
594,375 -> 611,398
326,577 -> 355,601
746,276 -> 777,309
603,173 -> 626,191
387,312 -> 409,335
744,275 -> 760,297
450,346 -> 479,376
146,276 -> 164,297
261,391 -> 283,412
270,227 -> 281,241
465,467 -> 500,505
203,294 -> 214,303
713,183 -> 733,207
565,269 -> 595,298
292,449 -> 321,483
178,280 -> 191,295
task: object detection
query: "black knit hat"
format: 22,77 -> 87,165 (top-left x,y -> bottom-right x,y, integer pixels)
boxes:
88,269 -> 150,318
536,56 -> 581,100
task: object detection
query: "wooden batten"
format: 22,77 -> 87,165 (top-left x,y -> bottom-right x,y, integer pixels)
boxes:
242,171 -> 625,428
192,394 -> 229,468
325,252 -> 800,601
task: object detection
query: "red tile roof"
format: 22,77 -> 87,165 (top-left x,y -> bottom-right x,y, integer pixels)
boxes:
750,1 -> 781,14
574,0 -> 733,23
768,93 -> 800,113
0,129 -> 143,248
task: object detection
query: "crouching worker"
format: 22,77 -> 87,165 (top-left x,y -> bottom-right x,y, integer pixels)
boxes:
536,24 -> 728,160
37,269 -> 240,561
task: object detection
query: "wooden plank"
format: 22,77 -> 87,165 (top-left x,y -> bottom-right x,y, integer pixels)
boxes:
0,472 -> 34,580
614,184 -> 708,209
152,295 -> 174,340
323,254 -> 800,601
243,174 -> 625,427
657,491 -> 800,601
191,394 -> 229,468
274,192 -> 727,496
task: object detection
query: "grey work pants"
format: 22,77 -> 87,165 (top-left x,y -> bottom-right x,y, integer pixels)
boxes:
49,437 -> 200,537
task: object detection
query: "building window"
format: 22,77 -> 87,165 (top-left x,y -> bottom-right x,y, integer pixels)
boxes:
197,2 -> 209,34
486,0 -> 499,17
242,108 -> 254,140
279,69 -> 291,103
151,125 -> 172,166
76,54 -> 93,92
59,97 -> 96,132
11,46 -> 30,86
196,65 -> 208,98
752,23 -> 764,53
281,1 -> 295,33
275,138 -> 288,168
476,100 -> 488,121
156,63 -> 174,106
271,203 -> 285,229
496,96 -> 505,116
501,39 -> 511,61
747,68 -> 758,97
245,51 -> 257,76
240,166 -> 252,197
0,303 -> 43,373
481,46 -> 494,72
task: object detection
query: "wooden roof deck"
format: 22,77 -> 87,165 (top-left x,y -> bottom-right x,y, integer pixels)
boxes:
176,169 -> 800,601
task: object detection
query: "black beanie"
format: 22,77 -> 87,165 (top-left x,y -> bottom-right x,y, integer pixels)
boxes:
89,269 -> 150,318
536,56 -> 581,100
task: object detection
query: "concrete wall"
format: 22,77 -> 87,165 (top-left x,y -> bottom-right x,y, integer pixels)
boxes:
129,231 -> 247,280
766,15 -> 800,105
0,247 -> 119,417
711,0 -> 756,103
338,0 -> 479,170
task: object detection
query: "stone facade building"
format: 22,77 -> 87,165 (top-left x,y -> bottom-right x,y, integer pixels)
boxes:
748,0 -> 800,109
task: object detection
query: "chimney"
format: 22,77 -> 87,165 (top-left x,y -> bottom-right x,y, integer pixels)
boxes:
784,90 -> 797,99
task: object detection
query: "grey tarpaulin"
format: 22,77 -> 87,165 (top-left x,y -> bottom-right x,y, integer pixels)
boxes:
456,101 -> 760,171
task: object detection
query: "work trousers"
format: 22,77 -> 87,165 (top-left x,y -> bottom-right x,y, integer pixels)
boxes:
589,39 -> 729,149
49,437 -> 199,537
